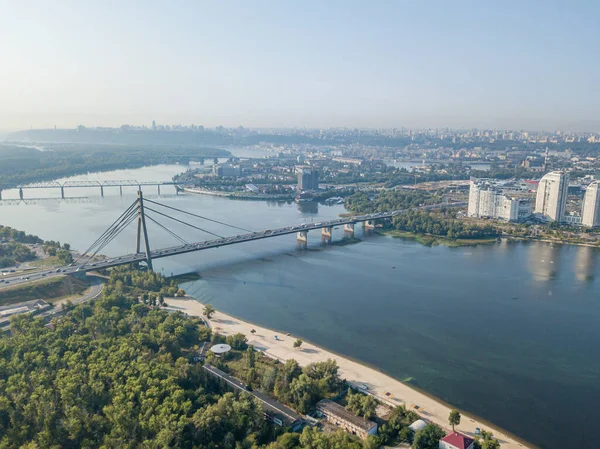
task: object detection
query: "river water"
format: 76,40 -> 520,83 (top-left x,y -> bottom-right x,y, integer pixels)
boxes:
1,164 -> 599,448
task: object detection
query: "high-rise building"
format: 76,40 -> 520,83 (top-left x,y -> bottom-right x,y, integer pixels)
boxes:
581,181 -> 600,227
534,171 -> 569,222
296,166 -> 319,191
467,180 -> 531,222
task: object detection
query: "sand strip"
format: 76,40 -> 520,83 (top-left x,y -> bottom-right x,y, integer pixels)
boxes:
166,298 -> 532,449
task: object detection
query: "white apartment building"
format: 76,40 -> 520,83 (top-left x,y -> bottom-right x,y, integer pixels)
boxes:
534,171 -> 569,222
468,181 -> 531,222
581,181 -> 600,227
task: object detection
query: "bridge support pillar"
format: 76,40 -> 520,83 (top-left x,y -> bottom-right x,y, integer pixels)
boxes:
297,230 -> 308,248
119,186 -> 123,196
363,220 -> 375,230
343,223 -> 355,238
100,185 -> 104,197
60,186 -> 65,199
19,187 -> 23,200
157,185 -> 161,195
321,226 -> 333,244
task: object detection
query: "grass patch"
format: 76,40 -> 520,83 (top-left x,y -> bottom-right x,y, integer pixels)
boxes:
28,256 -> 61,268
0,276 -> 90,306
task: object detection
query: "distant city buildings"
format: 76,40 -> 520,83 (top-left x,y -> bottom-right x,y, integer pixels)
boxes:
581,181 -> 600,227
534,171 -> 569,222
296,166 -> 319,191
467,180 -> 531,222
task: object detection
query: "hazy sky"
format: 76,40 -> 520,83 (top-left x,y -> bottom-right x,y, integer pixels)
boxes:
1,0 -> 599,131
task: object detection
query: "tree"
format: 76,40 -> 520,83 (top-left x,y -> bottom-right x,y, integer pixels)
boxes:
481,439 -> 501,449
449,409 -> 461,431
56,249 -> 73,265
203,304 -> 216,319
226,332 -> 248,350
293,338 -> 303,349
412,424 -> 445,449
246,345 -> 256,368
361,395 -> 377,419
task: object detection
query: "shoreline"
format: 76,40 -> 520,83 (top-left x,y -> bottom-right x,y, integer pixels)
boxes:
166,297 -> 534,449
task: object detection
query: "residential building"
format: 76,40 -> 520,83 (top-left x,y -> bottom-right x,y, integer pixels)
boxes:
439,432 -> 475,449
316,399 -> 377,439
534,171 -> 569,222
296,166 -> 319,191
467,180 -> 531,222
213,163 -> 241,177
581,181 -> 600,227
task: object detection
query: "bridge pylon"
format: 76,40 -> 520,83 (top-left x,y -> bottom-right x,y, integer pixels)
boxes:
136,190 -> 153,270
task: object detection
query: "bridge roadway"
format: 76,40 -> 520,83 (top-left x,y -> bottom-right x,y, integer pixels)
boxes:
0,202 -> 466,288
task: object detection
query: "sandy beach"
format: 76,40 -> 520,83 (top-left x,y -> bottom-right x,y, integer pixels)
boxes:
166,298 -> 531,449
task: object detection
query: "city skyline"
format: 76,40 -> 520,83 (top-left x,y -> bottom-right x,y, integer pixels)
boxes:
1,1 -> 600,132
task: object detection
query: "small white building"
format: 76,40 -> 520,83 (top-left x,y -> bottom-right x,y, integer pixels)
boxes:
408,419 -> 428,433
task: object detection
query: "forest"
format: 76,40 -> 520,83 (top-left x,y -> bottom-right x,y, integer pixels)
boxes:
345,191 -> 499,240
0,267 -> 376,449
0,225 -> 70,269
0,144 -> 229,187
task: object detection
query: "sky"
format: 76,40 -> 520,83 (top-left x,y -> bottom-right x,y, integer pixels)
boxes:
0,0 -> 599,132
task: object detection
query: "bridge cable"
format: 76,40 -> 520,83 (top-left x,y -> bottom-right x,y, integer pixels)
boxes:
80,211 -> 139,266
144,206 -> 224,239
75,200 -> 138,264
77,201 -> 137,260
144,198 -> 252,233
79,206 -> 139,263
145,213 -> 189,245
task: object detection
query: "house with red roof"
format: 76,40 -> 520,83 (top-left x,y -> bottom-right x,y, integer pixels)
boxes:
439,432 -> 475,449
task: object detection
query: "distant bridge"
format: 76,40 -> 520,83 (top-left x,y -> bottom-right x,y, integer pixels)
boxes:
0,180 -> 179,200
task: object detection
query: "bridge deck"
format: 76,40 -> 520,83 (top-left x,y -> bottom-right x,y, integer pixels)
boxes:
76,202 -> 466,272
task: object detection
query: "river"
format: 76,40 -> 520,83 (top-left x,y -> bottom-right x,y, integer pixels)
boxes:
1,164 -> 599,449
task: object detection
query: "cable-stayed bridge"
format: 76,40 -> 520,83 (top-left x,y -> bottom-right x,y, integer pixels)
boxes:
0,192 -> 466,287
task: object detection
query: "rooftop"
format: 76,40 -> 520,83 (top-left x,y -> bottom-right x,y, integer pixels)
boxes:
316,399 -> 377,432
440,432 -> 475,449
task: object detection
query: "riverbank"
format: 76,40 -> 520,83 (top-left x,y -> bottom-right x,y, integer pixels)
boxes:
183,187 -> 294,201
165,298 -> 533,449
381,229 -> 499,247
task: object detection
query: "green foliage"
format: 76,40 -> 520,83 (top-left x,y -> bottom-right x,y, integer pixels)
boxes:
345,190 -> 440,214
293,338 -> 303,349
247,345 -> 256,368
346,389 -> 377,419
475,430 -> 501,449
0,143 -> 229,187
392,210 -> 499,240
227,333 -> 248,350
345,190 -> 499,240
412,424 -> 446,449
0,242 -> 36,268
376,405 -> 418,445
203,303 -> 216,319
56,249 -> 74,265
108,264 -> 183,297
449,409 -> 461,431
0,283 -> 236,448
0,226 -> 43,245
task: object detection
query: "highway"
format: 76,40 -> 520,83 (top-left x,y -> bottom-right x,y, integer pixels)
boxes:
0,202 -> 466,286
